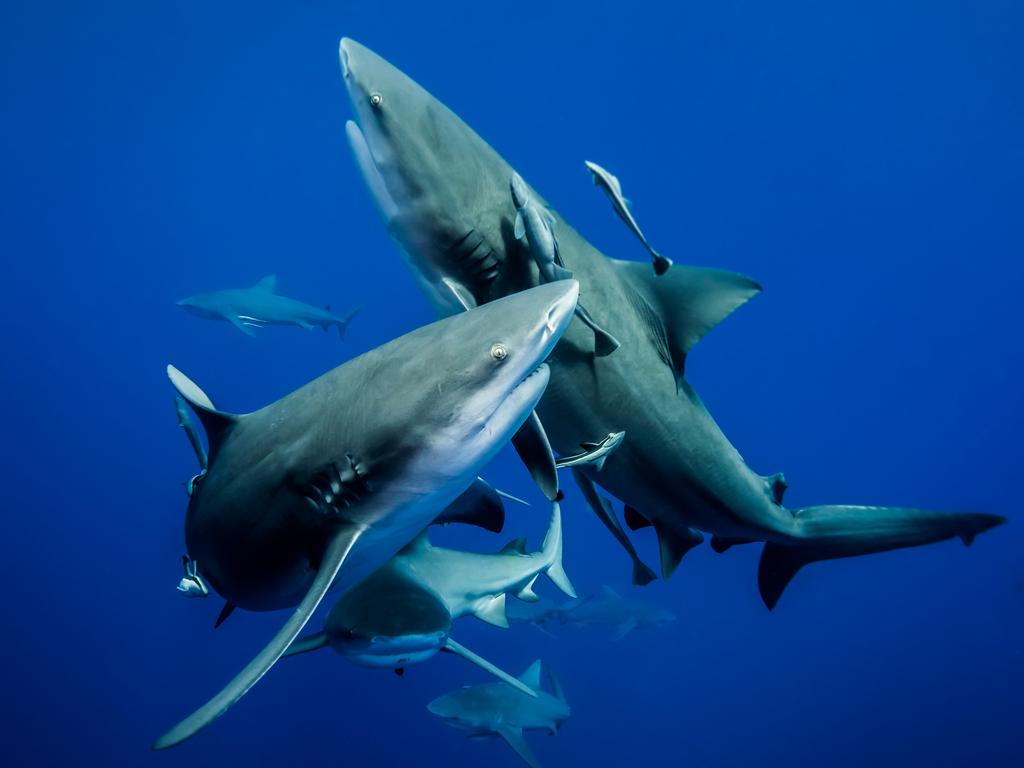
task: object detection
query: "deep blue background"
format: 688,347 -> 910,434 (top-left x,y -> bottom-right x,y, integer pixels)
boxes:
2,1 -> 1021,766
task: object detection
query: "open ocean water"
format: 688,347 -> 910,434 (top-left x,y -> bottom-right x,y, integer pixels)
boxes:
2,2 -> 1021,766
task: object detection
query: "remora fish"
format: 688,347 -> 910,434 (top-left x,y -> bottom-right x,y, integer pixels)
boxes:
177,274 -> 359,338
554,430 -> 625,472
555,585 -> 676,640
511,173 -> 620,356
152,281 -> 578,749
284,501 -> 574,695
584,160 -> 672,275
428,660 -> 570,768
338,38 -> 1004,606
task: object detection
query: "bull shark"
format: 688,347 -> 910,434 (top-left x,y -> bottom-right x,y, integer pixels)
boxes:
152,280 -> 578,749
554,585 -> 676,640
283,501 -> 574,696
177,274 -> 359,338
337,37 -> 1005,608
428,660 -> 570,768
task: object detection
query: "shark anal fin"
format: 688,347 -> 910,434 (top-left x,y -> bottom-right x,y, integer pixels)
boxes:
710,536 -> 756,554
442,638 -> 537,697
500,537 -> 529,555
512,412 -> 559,501
152,526 -> 363,750
623,505 -> 651,531
654,524 -> 704,580
498,726 -> 540,768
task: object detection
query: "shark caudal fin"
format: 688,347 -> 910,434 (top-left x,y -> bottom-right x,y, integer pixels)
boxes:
331,307 -> 360,340
758,506 -> 1007,610
540,502 -> 577,599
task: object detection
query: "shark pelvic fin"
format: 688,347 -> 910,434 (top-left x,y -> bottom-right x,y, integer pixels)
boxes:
167,366 -> 239,458
616,261 -> 761,376
442,638 -> 537,697
499,537 -> 529,555
654,523 -> 705,580
152,526 -> 363,750
623,505 -> 651,531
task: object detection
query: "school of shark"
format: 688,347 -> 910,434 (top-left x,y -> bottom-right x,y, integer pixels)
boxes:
156,37 -> 1006,767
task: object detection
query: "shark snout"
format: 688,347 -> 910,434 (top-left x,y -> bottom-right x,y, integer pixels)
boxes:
545,280 -> 579,338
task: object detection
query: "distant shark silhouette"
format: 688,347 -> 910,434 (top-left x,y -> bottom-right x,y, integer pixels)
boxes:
428,660 -> 570,768
284,500 -> 574,695
153,281 -> 578,749
177,274 -> 359,338
338,37 -> 1005,608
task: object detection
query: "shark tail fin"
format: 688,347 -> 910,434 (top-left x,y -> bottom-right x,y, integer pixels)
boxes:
758,507 -> 1007,610
331,307 -> 361,340
540,502 -> 576,599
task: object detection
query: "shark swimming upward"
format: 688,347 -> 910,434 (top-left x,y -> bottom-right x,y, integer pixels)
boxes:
338,37 -> 1005,608
177,274 -> 359,338
153,281 -> 578,749
428,660 -> 571,768
284,500 -> 574,695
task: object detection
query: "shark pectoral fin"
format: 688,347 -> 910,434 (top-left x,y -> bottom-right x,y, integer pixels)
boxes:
623,505 -> 652,531
654,523 -> 705,580
442,638 -> 537,697
514,211 -> 525,240
616,261 -> 761,375
473,594 -> 509,628
167,366 -> 239,457
440,276 -> 478,311
498,726 -> 540,768
573,304 -> 620,357
512,412 -> 559,501
213,602 -> 235,629
434,477 -> 506,533
227,315 -> 259,337
571,469 -> 656,587
610,619 -> 638,642
540,502 -> 576,599
282,631 -> 329,658
152,526 -> 363,750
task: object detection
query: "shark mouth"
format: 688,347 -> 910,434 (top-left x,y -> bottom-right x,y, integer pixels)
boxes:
478,363 -> 550,441
298,454 -> 372,518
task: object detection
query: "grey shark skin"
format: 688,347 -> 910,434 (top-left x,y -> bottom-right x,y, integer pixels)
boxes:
177,274 -> 359,338
152,281 -> 578,749
556,585 -> 676,640
338,38 -> 1005,605
285,502 -> 574,695
584,160 -> 672,276
428,660 -> 570,768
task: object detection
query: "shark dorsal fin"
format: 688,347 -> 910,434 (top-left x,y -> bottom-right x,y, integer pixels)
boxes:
598,585 -> 621,600
499,537 -> 528,555
252,274 -> 277,293
617,262 -> 761,377
167,365 -> 238,457
518,660 -> 543,690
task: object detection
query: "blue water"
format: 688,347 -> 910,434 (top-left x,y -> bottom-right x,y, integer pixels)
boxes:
3,2 -> 1021,766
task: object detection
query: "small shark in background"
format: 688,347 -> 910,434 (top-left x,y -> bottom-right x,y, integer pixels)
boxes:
584,160 -> 672,276
284,500 -> 574,695
555,585 -> 676,640
177,274 -> 359,338
428,660 -> 570,768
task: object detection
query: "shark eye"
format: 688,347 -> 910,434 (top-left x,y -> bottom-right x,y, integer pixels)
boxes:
490,343 -> 508,361
369,92 -> 383,107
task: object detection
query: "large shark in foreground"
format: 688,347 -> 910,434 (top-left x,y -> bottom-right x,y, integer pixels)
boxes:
177,274 -> 359,338
284,501 -> 574,694
153,280 -> 578,748
428,660 -> 570,768
338,37 -> 1005,607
